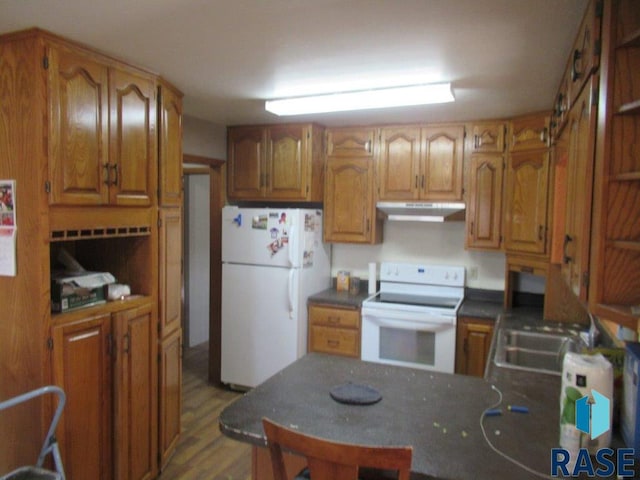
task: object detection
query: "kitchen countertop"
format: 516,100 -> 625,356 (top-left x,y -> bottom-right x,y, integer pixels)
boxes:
307,287 -> 374,308
219,351 -> 582,479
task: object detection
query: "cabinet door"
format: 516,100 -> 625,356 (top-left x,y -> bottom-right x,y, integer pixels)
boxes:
504,150 -> 550,254
51,314 -> 112,480
109,68 -> 157,206
113,303 -> 157,480
227,126 -> 264,200
377,126 -> 421,201
455,318 -> 494,377
159,328 -> 182,470
420,125 -> 464,200
266,124 -> 308,200
326,128 -> 375,157
567,0 -> 601,104
158,82 -> 183,207
509,114 -> 550,153
561,78 -> 598,300
159,208 -> 183,336
324,157 -> 376,243
466,154 -> 504,250
48,45 -> 110,205
470,122 -> 505,154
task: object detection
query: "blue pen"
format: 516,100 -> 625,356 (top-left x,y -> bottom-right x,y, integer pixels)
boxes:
508,405 -> 529,413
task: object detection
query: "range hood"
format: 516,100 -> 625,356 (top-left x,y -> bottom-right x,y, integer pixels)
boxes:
376,201 -> 466,222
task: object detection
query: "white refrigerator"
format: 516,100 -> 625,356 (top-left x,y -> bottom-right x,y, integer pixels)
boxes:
221,206 -> 331,388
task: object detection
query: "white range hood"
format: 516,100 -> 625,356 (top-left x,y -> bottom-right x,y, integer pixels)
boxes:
376,201 -> 466,222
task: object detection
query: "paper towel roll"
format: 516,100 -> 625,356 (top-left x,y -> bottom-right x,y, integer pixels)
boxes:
368,263 -> 377,294
559,352 -> 614,458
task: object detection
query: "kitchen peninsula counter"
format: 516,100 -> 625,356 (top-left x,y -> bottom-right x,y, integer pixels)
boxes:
219,352 -> 564,479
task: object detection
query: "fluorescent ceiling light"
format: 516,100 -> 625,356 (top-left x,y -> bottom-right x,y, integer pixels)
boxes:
265,83 -> 454,116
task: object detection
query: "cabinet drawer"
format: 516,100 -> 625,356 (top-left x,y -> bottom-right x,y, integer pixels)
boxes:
309,305 -> 359,328
309,326 -> 359,357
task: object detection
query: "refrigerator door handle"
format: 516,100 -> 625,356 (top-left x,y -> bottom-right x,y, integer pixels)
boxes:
288,219 -> 298,267
288,269 -> 295,319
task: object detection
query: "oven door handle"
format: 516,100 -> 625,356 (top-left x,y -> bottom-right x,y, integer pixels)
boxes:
363,312 -> 456,330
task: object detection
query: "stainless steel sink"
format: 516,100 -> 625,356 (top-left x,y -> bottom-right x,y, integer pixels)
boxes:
492,328 -> 583,375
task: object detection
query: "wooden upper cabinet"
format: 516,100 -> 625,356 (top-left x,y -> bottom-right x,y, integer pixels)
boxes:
469,122 -> 505,154
158,80 -> 183,207
466,154 -> 504,250
227,126 -> 264,199
266,124 -> 308,199
47,42 -> 157,207
509,113 -> 550,153
47,44 -> 110,205
326,128 -> 374,157
227,123 -> 324,202
324,127 -> 381,244
504,150 -> 551,255
377,124 -> 464,201
377,126 -> 421,201
109,68 -> 157,207
559,78 -> 598,301
567,0 -> 601,103
421,125 -> 464,201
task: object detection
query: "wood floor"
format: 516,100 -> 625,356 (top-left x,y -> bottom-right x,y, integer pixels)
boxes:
158,342 -> 252,480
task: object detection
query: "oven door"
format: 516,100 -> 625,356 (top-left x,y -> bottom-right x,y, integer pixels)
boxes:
361,308 -> 456,373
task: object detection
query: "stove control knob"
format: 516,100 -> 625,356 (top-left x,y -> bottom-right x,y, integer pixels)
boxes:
453,273 -> 458,281
445,272 -> 450,280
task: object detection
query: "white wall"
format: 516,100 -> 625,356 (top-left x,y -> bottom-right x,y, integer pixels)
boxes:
331,221 -> 506,291
183,115 -> 227,159
185,174 -> 211,346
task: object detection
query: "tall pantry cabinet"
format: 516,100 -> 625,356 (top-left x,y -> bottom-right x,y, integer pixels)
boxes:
0,28 -> 183,479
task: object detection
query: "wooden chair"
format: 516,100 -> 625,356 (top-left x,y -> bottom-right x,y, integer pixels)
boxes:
262,417 -> 412,480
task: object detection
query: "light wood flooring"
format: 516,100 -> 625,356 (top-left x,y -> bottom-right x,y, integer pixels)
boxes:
158,342 -> 252,480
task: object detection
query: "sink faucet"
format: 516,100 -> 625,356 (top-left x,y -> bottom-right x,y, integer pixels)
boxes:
582,312 -> 599,350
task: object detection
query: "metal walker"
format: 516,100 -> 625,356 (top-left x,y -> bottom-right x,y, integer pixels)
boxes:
0,386 -> 66,480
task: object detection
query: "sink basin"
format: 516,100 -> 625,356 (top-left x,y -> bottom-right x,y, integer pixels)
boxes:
492,328 -> 583,375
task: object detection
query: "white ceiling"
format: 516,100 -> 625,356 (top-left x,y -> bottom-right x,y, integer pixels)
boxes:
0,0 -> 588,127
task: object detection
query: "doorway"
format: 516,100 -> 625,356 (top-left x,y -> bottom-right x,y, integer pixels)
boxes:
183,155 -> 224,384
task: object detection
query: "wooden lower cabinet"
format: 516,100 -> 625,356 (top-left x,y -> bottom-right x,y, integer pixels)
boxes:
113,303 -> 158,480
52,313 -> 113,480
455,317 -> 495,377
158,328 -> 182,469
51,300 -> 157,480
308,304 -> 361,358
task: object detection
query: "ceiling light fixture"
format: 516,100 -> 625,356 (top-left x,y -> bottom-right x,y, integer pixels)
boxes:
265,82 -> 454,116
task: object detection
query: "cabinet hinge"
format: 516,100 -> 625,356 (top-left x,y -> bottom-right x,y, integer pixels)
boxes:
158,216 -> 162,228
582,272 -> 590,288
157,320 -> 162,334
47,337 -> 53,350
307,131 -> 310,140
42,55 -> 49,70
45,181 -> 51,194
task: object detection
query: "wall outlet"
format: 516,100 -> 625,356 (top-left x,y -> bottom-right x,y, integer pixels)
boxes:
468,267 -> 479,280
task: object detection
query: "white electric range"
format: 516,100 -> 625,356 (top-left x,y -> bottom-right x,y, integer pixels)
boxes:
361,262 -> 465,373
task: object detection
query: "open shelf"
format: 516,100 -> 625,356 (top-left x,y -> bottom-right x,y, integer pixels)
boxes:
617,99 -> 640,115
618,28 -> 640,48
612,171 -> 640,181
610,240 -> 640,251
595,303 -> 639,331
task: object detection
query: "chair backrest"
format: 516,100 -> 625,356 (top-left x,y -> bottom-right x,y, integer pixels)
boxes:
262,418 -> 412,480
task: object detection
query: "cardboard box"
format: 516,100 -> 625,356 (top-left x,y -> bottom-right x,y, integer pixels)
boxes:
51,271 -> 114,313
